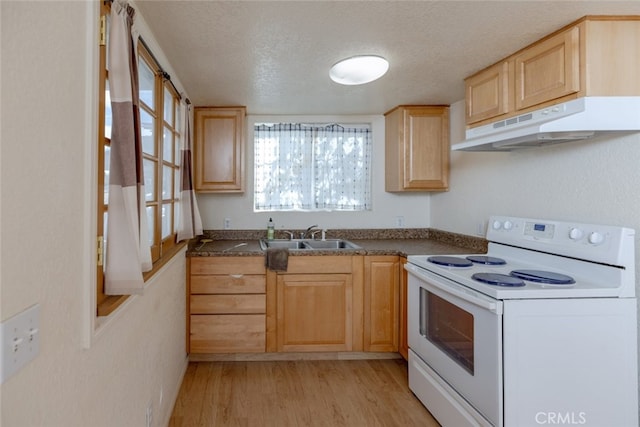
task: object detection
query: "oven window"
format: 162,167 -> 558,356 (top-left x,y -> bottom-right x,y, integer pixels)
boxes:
420,288 -> 474,374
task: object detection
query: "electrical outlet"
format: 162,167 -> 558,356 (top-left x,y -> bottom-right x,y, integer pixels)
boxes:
476,221 -> 485,236
223,218 -> 231,229
1,304 -> 40,384
394,216 -> 405,228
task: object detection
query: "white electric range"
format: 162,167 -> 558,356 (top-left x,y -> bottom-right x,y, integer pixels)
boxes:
406,215 -> 638,427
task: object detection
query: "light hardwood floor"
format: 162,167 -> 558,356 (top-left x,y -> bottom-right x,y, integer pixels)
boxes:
169,359 -> 440,427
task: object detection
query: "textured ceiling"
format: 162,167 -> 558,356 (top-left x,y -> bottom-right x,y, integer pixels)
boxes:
135,1 -> 640,115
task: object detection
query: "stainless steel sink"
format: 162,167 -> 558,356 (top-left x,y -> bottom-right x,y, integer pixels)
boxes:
259,239 -> 361,251
305,239 -> 361,250
260,240 -> 310,250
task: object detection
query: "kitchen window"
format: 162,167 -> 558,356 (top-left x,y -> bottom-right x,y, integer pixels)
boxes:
254,123 -> 372,211
97,2 -> 183,315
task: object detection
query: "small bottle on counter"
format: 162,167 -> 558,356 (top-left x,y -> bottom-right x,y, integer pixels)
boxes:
267,217 -> 275,240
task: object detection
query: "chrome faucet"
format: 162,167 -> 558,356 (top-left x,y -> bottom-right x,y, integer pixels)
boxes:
301,224 -> 318,239
282,230 -> 295,240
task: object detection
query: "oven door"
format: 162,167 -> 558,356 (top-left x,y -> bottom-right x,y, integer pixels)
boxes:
406,263 -> 503,427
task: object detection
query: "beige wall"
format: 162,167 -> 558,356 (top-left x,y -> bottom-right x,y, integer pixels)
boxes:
196,114 -> 431,231
1,2 -> 187,426
433,100 -> 640,266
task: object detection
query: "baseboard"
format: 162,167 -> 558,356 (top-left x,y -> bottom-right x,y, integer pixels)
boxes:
189,351 -> 403,362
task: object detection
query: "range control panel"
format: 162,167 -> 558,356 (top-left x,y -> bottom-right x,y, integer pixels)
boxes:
487,216 -> 635,267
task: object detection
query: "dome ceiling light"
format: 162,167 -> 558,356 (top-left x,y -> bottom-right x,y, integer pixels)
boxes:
329,55 -> 389,85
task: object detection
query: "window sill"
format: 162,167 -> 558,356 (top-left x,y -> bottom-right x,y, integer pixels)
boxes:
97,241 -> 187,317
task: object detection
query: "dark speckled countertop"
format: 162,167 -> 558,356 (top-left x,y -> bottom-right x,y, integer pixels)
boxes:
187,228 -> 487,257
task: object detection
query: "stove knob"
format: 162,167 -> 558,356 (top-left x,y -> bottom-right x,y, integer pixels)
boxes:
503,220 -> 513,230
569,227 -> 584,240
492,220 -> 502,230
588,231 -> 605,245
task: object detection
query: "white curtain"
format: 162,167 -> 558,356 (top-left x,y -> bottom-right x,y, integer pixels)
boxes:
254,123 -> 372,211
177,103 -> 203,241
105,0 -> 152,295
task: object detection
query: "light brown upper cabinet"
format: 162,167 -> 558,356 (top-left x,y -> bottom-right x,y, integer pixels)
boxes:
514,26 -> 580,111
465,16 -> 640,127
194,107 -> 245,192
465,60 -> 513,125
385,105 -> 450,192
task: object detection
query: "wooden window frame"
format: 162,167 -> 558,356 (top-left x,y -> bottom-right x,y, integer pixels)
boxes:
97,3 -> 185,316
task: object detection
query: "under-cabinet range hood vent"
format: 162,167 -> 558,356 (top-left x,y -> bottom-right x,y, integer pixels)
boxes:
452,97 -> 640,152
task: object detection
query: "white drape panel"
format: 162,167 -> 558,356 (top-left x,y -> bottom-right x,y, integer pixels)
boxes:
105,1 -> 152,295
177,103 -> 203,241
254,124 -> 372,211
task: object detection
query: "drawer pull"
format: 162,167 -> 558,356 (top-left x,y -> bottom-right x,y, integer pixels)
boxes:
230,274 -> 244,279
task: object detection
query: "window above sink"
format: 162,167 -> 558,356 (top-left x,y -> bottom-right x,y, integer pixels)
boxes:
253,122 -> 373,212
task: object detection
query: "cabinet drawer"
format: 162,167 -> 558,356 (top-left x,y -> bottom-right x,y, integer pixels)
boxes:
190,314 -> 265,353
286,256 -> 353,274
191,274 -> 265,294
191,294 -> 266,314
190,256 -> 265,275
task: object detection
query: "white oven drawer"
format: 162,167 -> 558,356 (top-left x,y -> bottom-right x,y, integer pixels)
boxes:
407,265 -> 503,427
409,350 -> 493,427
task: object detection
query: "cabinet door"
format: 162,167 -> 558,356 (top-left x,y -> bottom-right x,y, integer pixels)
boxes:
465,61 -> 512,125
385,106 -> 449,192
398,258 -> 408,360
514,26 -> 580,111
194,107 -> 245,192
364,256 -> 399,352
276,273 -> 353,352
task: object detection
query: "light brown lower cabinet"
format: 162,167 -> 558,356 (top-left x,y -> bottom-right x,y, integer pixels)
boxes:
399,257 -> 409,360
188,256 -> 266,353
276,273 -> 353,352
364,256 -> 400,352
188,254 -> 404,355
190,314 -> 265,353
270,256 -> 363,352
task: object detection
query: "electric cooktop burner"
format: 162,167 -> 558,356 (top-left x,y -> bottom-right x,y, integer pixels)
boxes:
427,256 -> 473,267
510,269 -> 576,285
472,273 -> 526,287
466,255 -> 507,265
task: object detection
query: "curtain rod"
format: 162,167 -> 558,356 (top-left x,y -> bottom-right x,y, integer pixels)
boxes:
105,0 -> 191,105
138,37 -> 182,100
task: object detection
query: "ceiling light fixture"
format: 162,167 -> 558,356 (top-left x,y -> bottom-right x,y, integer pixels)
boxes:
329,55 -> 389,85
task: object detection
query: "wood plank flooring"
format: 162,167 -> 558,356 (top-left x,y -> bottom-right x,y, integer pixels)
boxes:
169,359 -> 440,427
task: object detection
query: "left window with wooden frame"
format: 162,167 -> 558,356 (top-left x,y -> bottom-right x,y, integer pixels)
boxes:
97,2 -> 184,316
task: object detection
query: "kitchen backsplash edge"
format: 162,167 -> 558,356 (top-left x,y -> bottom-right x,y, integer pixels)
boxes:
199,228 -> 488,252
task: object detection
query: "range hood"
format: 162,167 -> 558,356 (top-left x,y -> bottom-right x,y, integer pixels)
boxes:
452,97 -> 640,152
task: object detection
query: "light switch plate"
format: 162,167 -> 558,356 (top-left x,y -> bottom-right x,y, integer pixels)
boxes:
1,304 -> 40,383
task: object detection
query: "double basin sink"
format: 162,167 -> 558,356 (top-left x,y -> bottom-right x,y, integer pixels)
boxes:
259,238 -> 362,251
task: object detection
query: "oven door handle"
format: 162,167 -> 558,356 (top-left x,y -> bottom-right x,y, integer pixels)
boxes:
407,264 -> 502,314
